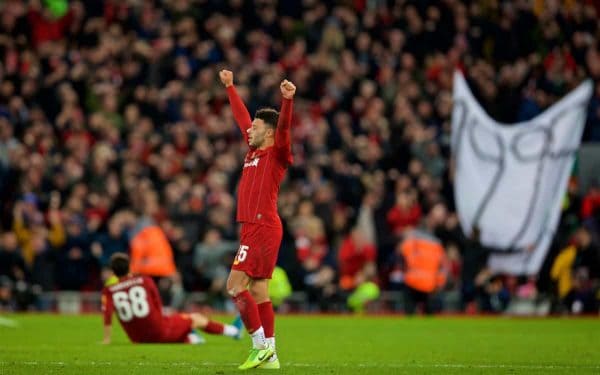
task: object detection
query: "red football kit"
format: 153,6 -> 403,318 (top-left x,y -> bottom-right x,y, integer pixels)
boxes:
102,275 -> 192,343
227,85 -> 292,279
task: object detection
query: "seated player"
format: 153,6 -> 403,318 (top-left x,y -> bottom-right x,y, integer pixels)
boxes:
101,252 -> 242,344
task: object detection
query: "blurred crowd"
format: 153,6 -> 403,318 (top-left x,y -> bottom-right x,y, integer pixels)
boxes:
1,0 -> 600,314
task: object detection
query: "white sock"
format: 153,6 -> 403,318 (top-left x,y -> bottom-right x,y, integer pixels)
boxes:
223,324 -> 239,337
250,326 -> 267,349
266,337 -> 277,361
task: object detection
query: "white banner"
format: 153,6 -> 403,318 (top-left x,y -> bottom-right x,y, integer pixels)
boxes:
451,72 -> 592,275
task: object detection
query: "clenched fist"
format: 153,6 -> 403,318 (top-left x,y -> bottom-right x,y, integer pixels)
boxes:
219,70 -> 233,87
280,79 -> 296,99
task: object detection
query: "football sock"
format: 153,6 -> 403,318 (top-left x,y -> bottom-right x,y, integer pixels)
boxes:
258,301 -> 276,358
223,324 -> 240,337
186,331 -> 205,344
250,326 -> 267,349
233,290 -> 262,334
203,321 -> 225,335
266,337 -> 278,361
257,301 -> 274,338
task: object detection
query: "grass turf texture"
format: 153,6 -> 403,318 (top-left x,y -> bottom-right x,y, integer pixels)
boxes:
0,314 -> 599,374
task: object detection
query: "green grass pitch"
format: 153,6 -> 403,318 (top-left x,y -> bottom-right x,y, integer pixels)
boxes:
0,314 -> 599,374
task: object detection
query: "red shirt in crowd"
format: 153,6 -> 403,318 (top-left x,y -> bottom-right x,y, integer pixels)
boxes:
28,9 -> 73,47
338,235 -> 377,280
581,190 -> 600,219
386,204 -> 422,235
296,235 -> 328,265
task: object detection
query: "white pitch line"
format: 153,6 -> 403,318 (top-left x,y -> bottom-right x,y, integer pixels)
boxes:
0,361 -> 599,370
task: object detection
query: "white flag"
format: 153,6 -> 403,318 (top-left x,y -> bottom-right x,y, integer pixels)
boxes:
451,71 -> 592,275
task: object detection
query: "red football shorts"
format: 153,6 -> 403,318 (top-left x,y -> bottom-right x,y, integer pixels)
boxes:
231,222 -> 283,279
156,314 -> 193,343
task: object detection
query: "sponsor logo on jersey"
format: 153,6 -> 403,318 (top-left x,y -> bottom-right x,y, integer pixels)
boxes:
244,158 -> 260,168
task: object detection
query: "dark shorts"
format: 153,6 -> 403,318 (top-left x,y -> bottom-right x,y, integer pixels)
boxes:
231,222 -> 283,279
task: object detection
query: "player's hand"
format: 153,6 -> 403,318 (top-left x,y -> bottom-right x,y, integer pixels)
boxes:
219,70 -> 233,87
280,79 -> 296,99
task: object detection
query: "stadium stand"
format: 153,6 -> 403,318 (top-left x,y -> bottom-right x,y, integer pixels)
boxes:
0,0 -> 599,314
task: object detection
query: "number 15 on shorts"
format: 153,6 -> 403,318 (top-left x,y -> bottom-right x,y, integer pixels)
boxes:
234,245 -> 249,265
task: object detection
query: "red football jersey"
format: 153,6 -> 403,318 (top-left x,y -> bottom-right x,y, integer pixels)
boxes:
101,275 -> 164,342
227,85 -> 293,227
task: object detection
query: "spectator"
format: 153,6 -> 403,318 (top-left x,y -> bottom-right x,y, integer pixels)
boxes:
193,228 -> 237,302
127,212 -> 177,279
293,208 -> 336,310
397,219 -> 448,315
11,196 -> 47,266
581,180 -> 600,221
0,118 -> 19,182
338,227 -> 379,312
56,214 -> 92,290
0,232 -> 35,311
90,214 -> 129,270
457,227 -> 492,313
386,189 -> 422,237
552,227 -> 600,314
0,232 -> 27,283
0,276 -> 13,310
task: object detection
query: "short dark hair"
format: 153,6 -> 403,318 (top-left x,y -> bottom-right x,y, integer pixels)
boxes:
255,108 -> 279,129
110,252 -> 130,277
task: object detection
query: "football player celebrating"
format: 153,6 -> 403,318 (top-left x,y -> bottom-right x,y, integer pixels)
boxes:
219,69 -> 295,370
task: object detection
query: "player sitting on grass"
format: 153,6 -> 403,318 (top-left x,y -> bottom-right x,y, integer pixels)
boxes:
101,252 -> 242,344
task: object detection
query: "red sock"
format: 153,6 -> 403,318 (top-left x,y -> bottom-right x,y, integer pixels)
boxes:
257,301 -> 274,338
202,321 -> 224,335
233,290 -> 262,333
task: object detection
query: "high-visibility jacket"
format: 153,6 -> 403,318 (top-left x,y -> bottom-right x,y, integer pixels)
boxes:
550,245 -> 576,298
129,225 -> 176,277
401,230 -> 447,293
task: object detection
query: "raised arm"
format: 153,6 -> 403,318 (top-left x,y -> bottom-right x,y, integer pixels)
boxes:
275,80 -> 296,164
101,287 -> 113,344
220,70 -> 252,144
